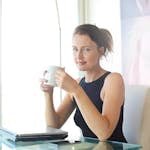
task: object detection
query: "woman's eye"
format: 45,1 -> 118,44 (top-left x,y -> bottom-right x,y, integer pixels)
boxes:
83,47 -> 91,52
72,47 -> 78,52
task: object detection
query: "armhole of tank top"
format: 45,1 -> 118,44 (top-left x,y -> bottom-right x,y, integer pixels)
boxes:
100,72 -> 111,101
104,71 -> 111,79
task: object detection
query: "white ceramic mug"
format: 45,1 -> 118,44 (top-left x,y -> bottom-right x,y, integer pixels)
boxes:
44,65 -> 62,87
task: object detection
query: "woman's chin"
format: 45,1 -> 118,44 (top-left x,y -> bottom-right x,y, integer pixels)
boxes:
76,64 -> 87,71
78,67 -> 86,71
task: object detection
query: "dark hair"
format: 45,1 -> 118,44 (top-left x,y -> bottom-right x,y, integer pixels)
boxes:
73,24 -> 113,56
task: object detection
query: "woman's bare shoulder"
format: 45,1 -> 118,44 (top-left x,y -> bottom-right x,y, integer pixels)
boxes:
103,72 -> 125,91
102,72 -> 125,105
105,72 -> 124,83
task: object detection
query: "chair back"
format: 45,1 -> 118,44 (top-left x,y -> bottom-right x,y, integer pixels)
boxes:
123,85 -> 150,150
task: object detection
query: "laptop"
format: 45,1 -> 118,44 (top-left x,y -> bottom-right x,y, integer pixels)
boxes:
0,126 -> 68,142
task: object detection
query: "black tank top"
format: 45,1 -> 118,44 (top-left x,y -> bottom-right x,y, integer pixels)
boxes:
73,72 -> 127,142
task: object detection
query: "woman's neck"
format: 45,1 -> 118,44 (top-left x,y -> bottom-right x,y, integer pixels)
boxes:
84,67 -> 106,83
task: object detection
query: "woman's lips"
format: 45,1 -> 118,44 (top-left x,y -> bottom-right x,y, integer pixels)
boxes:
77,61 -> 86,66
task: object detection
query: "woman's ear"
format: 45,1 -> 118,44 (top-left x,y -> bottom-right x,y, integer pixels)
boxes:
98,47 -> 105,55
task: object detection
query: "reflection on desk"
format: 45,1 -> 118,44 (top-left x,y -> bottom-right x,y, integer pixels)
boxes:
0,136 -> 142,150
93,142 -> 114,150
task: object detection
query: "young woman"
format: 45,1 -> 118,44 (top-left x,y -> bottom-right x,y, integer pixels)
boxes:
40,24 -> 127,142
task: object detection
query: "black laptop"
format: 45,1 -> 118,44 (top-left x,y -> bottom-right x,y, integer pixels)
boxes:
0,126 -> 68,142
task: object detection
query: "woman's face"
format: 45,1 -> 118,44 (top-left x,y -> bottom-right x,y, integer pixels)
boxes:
72,34 -> 102,71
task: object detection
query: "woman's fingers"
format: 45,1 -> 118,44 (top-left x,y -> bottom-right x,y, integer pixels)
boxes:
55,69 -> 67,87
40,78 -> 53,92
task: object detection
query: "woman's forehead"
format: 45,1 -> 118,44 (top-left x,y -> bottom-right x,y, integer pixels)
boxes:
72,34 -> 96,46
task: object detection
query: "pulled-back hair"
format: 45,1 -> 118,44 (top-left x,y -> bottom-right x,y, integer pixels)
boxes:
73,24 -> 113,56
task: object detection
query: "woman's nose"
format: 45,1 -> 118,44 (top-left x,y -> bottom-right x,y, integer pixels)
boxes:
76,50 -> 83,59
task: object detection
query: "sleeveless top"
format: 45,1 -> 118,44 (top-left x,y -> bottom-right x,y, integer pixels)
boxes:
73,72 -> 127,142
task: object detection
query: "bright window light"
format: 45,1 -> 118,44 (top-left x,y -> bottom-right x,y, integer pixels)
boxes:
1,0 -> 78,129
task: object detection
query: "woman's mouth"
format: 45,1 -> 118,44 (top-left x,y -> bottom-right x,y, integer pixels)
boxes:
77,61 -> 86,66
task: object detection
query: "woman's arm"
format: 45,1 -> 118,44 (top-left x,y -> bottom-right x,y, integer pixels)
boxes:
55,69 -> 124,140
100,73 -> 125,139
41,80 -> 75,128
72,73 -> 124,140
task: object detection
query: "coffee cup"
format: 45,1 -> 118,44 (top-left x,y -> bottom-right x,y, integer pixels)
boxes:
43,65 -> 62,87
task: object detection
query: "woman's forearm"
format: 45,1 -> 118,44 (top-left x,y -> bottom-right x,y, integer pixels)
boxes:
44,92 -> 60,128
72,86 -> 110,140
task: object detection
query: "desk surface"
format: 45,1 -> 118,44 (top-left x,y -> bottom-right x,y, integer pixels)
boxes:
0,136 -> 142,150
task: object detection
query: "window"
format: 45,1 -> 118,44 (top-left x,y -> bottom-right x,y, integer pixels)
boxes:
1,0 -> 78,129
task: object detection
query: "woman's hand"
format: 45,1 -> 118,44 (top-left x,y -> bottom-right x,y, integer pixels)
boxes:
40,78 -> 54,94
55,69 -> 79,93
